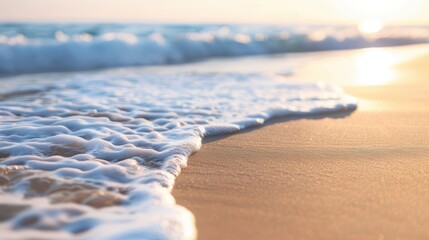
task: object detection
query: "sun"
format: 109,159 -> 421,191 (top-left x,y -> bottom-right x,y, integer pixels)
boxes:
358,19 -> 384,34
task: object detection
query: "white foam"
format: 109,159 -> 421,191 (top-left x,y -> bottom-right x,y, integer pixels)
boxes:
0,70 -> 357,239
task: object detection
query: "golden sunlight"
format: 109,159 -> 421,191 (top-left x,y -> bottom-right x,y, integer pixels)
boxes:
354,48 -> 396,85
358,19 -> 384,34
332,0 -> 426,26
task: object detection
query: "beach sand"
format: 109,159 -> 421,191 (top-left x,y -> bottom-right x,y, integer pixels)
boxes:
174,48 -> 429,240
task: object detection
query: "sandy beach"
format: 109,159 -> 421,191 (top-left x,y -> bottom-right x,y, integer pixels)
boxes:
174,47 -> 429,240
2,3 -> 429,238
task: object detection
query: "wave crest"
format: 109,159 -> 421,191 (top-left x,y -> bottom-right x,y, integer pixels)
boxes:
1,24 -> 429,75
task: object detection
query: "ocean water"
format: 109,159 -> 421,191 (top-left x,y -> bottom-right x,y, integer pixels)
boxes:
1,23 -> 429,75
1,22 -> 416,239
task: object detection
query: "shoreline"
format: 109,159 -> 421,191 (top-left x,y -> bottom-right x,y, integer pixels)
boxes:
174,47 -> 429,239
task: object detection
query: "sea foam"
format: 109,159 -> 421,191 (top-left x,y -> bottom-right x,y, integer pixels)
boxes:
0,70 -> 357,239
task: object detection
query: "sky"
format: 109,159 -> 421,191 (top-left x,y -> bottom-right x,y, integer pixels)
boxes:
0,0 -> 428,25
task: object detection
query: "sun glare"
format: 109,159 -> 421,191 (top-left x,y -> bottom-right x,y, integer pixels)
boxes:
358,19 -> 384,34
354,48 -> 396,85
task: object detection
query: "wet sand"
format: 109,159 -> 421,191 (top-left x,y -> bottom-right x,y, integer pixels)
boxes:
174,49 -> 429,240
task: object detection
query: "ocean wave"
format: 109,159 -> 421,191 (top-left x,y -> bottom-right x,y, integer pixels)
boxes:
1,24 -> 429,75
0,70 -> 357,239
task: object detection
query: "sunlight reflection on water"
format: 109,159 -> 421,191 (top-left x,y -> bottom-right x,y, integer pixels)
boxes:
294,45 -> 429,86
353,48 -> 396,86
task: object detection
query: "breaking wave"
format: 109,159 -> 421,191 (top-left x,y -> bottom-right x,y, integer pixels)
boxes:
1,23 -> 429,75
